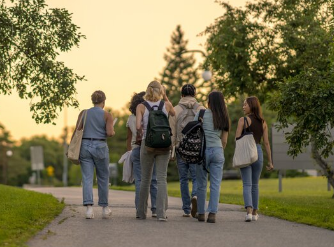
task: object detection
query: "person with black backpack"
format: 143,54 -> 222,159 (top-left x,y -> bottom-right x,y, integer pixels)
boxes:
194,91 -> 230,223
136,81 -> 175,221
169,84 -> 205,218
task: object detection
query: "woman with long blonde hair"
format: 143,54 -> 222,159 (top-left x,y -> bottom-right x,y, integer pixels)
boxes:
136,81 -> 175,221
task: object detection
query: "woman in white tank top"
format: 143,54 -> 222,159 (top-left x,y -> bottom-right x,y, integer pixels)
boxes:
135,81 -> 175,221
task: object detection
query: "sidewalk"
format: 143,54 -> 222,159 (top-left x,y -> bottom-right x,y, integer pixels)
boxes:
26,187 -> 334,247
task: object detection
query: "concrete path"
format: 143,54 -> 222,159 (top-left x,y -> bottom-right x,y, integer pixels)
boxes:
25,187 -> 334,247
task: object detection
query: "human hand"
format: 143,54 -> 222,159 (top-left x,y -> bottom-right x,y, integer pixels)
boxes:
266,162 -> 274,171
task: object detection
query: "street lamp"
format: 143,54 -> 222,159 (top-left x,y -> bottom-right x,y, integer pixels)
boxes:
180,49 -> 212,81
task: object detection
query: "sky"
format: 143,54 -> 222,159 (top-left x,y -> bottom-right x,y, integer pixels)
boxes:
0,0 -> 248,141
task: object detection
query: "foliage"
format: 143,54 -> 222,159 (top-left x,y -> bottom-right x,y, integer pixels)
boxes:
203,0 -> 334,192
203,0 -> 333,102
159,25 -> 200,105
269,69 -> 334,158
0,0 -> 85,124
0,185 -> 64,246
18,135 -> 64,182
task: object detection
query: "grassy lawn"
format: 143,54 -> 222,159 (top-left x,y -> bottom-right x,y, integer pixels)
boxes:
112,177 -> 334,230
0,185 -> 65,247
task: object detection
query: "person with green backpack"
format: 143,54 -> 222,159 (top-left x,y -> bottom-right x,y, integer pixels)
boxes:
136,81 -> 175,221
169,84 -> 205,218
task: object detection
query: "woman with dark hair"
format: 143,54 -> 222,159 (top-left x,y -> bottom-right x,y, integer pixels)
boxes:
194,91 -> 230,223
73,90 -> 115,219
127,92 -> 157,218
235,96 -> 273,222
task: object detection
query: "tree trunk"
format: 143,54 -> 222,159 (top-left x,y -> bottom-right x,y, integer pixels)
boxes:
311,139 -> 334,198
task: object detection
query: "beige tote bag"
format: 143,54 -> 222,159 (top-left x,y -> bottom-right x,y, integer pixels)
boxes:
233,117 -> 258,169
67,110 -> 87,164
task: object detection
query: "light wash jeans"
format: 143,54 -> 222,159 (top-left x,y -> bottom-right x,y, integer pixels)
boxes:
176,154 -> 197,214
138,139 -> 170,219
131,146 -> 157,213
196,147 -> 224,214
80,139 -> 110,206
240,144 -> 263,210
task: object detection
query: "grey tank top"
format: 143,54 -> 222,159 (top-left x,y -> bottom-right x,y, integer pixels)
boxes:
83,107 -> 107,139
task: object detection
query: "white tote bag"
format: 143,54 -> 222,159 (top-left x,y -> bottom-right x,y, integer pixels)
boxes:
233,117 -> 258,169
67,110 -> 87,164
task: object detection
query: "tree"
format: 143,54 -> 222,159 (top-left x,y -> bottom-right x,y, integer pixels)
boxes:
203,0 -> 334,193
0,0 -> 85,124
159,25 -> 199,106
0,123 -> 13,184
203,0 -> 333,102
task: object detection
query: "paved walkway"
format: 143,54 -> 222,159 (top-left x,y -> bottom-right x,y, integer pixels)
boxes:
25,187 -> 334,247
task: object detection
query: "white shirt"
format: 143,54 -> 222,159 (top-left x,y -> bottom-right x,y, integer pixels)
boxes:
126,115 -> 140,149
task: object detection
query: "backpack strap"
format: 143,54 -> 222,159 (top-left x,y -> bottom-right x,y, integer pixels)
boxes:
157,100 -> 165,110
142,101 -> 154,111
198,109 -> 205,122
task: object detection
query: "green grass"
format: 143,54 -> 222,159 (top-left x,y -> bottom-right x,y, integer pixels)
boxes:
112,177 -> 334,230
0,185 -> 65,247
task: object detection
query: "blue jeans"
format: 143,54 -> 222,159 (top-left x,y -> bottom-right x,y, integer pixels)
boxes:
176,154 -> 197,214
196,147 -> 224,214
240,144 -> 263,210
131,146 -> 157,213
80,139 -> 110,206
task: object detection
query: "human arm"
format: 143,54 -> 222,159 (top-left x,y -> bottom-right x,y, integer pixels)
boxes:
263,121 -> 274,171
162,86 -> 175,116
105,111 -> 115,137
235,117 -> 245,139
136,104 -> 145,138
126,127 -> 132,151
221,131 -> 228,149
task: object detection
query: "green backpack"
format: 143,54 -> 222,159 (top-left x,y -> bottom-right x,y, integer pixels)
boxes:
143,100 -> 172,149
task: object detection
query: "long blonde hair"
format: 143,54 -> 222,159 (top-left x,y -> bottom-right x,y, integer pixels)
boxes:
144,81 -> 163,102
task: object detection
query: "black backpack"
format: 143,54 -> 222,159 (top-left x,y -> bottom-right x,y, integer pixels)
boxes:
177,109 -> 206,167
143,100 -> 172,149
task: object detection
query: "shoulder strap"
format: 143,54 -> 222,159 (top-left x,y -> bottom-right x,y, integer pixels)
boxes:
142,101 -> 153,111
244,117 -> 251,132
198,109 -> 205,122
77,110 -> 87,130
158,100 -> 164,111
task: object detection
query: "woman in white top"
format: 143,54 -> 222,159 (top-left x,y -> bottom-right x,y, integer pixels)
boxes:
126,91 -> 157,218
136,81 -> 175,221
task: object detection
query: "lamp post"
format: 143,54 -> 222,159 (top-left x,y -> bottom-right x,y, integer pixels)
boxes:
62,106 -> 68,187
180,49 -> 212,81
2,149 -> 13,185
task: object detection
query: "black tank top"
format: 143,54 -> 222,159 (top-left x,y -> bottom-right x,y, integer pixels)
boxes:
245,114 -> 263,144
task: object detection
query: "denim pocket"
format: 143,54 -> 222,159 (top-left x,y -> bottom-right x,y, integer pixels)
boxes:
95,143 -> 108,160
79,144 -> 90,159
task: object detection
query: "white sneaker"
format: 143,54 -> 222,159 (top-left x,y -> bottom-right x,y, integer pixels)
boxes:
102,206 -> 112,219
245,214 -> 252,222
252,214 -> 259,221
85,206 -> 94,219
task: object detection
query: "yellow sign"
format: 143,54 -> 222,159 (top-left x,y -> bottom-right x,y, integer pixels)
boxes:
46,166 -> 54,177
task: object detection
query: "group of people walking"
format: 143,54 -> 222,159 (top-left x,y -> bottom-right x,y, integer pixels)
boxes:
73,80 -> 274,223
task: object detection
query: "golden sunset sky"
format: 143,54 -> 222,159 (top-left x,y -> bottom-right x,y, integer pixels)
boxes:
0,0 -> 248,141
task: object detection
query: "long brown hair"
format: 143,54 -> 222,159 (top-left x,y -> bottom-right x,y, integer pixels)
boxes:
208,91 -> 230,131
246,96 -> 264,124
